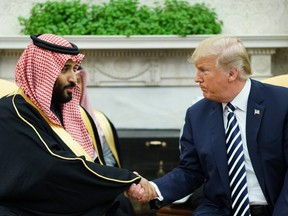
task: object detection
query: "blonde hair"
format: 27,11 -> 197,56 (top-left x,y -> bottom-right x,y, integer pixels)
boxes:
190,36 -> 252,80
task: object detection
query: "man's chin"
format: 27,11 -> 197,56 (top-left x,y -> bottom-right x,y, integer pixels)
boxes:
52,91 -> 73,104
59,94 -> 73,104
65,95 -> 73,103
202,92 -> 209,98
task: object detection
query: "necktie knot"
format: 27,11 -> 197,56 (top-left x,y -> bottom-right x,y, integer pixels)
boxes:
227,102 -> 235,113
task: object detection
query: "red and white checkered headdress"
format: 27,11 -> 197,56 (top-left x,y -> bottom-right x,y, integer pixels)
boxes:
15,34 -> 95,158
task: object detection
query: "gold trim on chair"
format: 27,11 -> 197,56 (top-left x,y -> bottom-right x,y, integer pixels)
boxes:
0,79 -> 17,98
262,74 -> 288,87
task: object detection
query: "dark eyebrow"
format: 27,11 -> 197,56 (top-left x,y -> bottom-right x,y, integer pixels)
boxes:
197,65 -> 205,70
63,64 -> 73,68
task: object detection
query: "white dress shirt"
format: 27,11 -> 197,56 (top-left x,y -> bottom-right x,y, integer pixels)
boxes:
223,78 -> 267,205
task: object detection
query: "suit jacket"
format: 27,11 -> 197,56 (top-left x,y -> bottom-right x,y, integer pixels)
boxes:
152,79 -> 288,215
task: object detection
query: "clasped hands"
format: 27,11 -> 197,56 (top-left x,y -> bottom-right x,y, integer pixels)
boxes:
126,173 -> 157,203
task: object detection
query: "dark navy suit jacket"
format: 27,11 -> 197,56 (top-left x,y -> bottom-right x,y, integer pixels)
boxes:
152,79 -> 288,216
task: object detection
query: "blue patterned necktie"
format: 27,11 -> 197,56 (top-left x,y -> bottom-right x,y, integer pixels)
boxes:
225,103 -> 251,216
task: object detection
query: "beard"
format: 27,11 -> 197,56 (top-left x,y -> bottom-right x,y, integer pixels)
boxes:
51,82 -> 75,105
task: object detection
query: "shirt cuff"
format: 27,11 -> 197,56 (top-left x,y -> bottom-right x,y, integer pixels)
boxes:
149,181 -> 164,201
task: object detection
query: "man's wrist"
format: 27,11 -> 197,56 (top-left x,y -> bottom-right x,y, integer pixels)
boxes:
149,181 -> 163,201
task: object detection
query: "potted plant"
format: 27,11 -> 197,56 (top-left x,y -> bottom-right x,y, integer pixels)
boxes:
18,0 -> 223,36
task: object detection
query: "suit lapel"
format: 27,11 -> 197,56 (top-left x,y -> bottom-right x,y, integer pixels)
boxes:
246,80 -> 266,193
209,102 -> 231,196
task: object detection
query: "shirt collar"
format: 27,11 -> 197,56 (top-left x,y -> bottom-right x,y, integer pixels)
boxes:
222,78 -> 251,112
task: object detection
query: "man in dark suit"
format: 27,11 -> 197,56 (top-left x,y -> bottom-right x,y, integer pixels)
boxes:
128,36 -> 288,216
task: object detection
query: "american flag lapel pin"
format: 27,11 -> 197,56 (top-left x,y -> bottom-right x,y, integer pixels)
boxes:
254,109 -> 260,115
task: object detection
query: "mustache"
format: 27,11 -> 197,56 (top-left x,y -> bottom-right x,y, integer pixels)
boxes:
64,82 -> 76,89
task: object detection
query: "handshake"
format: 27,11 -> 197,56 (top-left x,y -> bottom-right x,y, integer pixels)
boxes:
126,172 -> 158,203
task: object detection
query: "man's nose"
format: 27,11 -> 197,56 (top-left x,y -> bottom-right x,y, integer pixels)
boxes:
194,71 -> 202,83
68,71 -> 77,84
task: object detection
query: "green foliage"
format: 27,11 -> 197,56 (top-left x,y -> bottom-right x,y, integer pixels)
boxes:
18,0 -> 223,36
18,0 -> 91,35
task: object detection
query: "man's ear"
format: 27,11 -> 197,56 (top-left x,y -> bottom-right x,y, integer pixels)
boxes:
228,68 -> 238,81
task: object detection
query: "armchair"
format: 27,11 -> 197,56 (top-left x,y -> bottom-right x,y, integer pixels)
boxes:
0,79 -> 17,98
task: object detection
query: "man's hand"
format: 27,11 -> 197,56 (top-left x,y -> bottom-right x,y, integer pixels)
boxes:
126,174 -> 157,203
